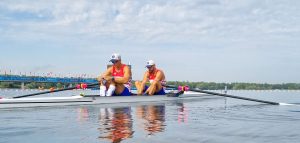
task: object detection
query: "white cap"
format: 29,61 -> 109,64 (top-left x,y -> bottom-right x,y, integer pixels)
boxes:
146,60 -> 155,67
110,53 -> 121,62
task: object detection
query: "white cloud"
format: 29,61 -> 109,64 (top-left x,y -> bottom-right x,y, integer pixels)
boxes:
0,0 -> 300,82
1,0 -> 299,42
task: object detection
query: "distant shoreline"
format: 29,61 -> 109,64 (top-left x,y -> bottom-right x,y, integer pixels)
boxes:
1,81 -> 300,90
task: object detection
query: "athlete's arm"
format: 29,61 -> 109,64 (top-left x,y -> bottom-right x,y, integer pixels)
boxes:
153,70 -> 164,82
100,67 -> 113,81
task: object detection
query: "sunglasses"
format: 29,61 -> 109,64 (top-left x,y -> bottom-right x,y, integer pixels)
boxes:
111,60 -> 119,64
146,65 -> 153,69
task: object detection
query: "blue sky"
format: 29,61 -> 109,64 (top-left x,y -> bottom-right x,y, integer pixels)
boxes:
0,0 -> 300,83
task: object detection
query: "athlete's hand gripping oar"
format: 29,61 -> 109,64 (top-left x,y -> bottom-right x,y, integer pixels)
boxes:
166,85 -> 293,105
12,83 -> 99,99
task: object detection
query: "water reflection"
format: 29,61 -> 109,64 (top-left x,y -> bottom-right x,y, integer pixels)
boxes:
77,104 -> 169,142
77,108 -> 90,122
136,105 -> 166,135
177,103 -> 188,123
98,107 -> 134,143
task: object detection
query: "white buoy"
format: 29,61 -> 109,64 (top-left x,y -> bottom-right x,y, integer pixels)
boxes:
224,85 -> 227,94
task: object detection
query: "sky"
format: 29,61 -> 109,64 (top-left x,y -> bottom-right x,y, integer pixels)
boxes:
0,0 -> 300,83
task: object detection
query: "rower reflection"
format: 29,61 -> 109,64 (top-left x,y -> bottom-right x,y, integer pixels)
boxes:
136,105 -> 166,135
98,107 -> 134,143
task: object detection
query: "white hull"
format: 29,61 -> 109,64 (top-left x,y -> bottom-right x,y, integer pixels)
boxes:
0,92 -> 219,109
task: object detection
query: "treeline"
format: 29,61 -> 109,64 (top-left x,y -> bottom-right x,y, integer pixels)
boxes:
1,81 -> 300,90
167,81 -> 300,90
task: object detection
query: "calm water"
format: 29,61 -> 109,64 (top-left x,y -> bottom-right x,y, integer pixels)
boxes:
1,89 -> 300,143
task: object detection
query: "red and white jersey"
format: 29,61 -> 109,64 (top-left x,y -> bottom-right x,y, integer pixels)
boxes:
112,64 -> 132,90
148,69 -> 166,86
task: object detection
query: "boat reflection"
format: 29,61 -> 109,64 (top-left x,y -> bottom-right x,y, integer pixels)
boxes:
97,107 -> 134,143
77,108 -> 90,122
136,105 -> 166,135
177,103 -> 188,123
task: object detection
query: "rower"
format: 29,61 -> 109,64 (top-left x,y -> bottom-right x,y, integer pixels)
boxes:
97,53 -> 132,96
135,60 -> 166,95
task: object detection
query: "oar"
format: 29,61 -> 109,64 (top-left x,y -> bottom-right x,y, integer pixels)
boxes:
13,83 -> 99,99
166,90 -> 185,97
166,85 -> 293,105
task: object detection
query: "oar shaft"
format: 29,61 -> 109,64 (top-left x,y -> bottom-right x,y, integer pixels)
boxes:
193,89 -> 279,105
13,87 -> 75,98
166,85 -> 280,105
13,83 -> 99,99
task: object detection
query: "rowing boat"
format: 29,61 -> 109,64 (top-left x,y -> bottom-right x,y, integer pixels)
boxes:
0,91 -> 220,109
